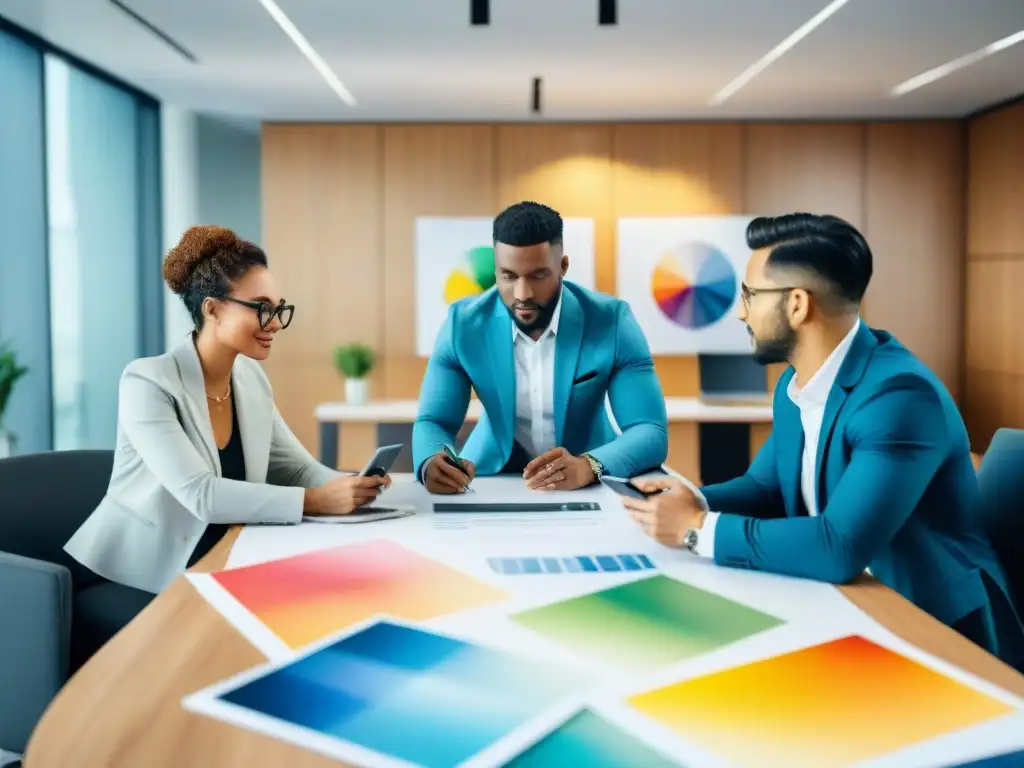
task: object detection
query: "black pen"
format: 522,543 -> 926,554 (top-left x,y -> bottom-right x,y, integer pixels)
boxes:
443,444 -> 475,492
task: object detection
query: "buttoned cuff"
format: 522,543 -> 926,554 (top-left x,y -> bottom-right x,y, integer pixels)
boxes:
694,511 -> 719,558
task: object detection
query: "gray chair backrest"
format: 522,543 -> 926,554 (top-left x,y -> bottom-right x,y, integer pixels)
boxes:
976,429 -> 1024,609
0,450 -> 114,587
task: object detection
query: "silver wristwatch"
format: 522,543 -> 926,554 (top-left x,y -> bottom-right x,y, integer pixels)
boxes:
683,528 -> 699,553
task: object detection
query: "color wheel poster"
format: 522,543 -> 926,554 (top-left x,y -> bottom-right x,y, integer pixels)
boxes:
415,217 -> 596,356
617,216 -> 754,354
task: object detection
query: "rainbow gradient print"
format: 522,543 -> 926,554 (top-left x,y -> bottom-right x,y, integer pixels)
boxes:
215,620 -> 589,768
211,539 -> 508,650
628,634 -> 1015,768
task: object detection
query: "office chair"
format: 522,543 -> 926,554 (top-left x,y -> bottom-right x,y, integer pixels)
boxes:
975,428 -> 1024,616
0,450 -> 114,758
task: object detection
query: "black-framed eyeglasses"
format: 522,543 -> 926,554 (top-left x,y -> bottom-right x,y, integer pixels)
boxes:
224,297 -> 295,329
740,283 -> 810,309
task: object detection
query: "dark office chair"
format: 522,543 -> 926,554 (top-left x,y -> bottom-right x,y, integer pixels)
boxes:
0,450 -> 116,758
976,428 -> 1024,616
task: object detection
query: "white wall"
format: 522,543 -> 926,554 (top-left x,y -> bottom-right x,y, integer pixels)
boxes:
196,115 -> 262,245
161,104 -> 198,349
160,108 -> 263,352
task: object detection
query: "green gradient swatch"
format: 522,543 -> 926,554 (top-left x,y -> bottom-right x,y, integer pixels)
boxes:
511,575 -> 784,673
507,709 -> 681,767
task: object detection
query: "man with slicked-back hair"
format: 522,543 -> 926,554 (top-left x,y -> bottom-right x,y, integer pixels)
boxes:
618,212 -> 1024,672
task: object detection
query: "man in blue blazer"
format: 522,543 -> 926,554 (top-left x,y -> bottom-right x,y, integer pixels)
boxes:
413,201 -> 668,494
620,212 -> 1024,670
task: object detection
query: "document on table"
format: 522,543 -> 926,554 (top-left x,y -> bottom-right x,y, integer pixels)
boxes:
189,513 -> 1024,768
225,477 -> 628,568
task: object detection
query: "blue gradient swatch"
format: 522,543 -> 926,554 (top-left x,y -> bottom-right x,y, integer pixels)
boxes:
488,555 -> 657,576
945,750 -> 1024,767
218,621 -> 588,768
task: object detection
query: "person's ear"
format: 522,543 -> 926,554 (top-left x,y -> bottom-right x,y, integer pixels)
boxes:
560,254 -> 569,277
788,289 -> 811,327
202,297 -> 218,324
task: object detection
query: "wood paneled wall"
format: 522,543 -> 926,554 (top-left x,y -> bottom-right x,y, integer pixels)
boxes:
261,121 -> 965,470
964,101 -> 1024,451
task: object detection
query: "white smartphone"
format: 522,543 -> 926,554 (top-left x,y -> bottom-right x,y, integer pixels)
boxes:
359,443 -> 405,478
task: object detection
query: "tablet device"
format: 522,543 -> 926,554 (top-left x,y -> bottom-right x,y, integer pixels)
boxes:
359,443 -> 404,477
601,476 -> 655,500
303,506 -> 414,524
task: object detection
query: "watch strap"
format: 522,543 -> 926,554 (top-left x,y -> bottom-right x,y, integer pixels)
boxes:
581,453 -> 605,480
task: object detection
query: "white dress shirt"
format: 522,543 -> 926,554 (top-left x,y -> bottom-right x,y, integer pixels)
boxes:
694,318 -> 862,557
512,293 -> 562,457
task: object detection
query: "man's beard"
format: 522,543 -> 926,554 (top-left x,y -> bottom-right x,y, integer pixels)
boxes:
749,308 -> 797,365
507,282 -> 561,334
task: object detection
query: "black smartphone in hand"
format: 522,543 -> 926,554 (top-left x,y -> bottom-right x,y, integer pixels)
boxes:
359,443 -> 404,478
601,476 -> 657,500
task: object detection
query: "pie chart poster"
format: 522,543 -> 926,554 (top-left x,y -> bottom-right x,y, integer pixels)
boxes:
414,217 -> 596,357
617,216 -> 754,355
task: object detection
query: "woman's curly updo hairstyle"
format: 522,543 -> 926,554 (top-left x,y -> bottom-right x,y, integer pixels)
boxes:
163,225 -> 268,329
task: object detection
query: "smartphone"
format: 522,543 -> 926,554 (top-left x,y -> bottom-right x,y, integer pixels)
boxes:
359,443 -> 404,478
601,476 -> 656,500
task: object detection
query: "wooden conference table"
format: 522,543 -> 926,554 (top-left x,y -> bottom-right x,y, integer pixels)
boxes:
25,483 -> 1024,768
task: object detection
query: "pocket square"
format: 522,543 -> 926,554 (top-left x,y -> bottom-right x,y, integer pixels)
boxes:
573,371 -> 598,385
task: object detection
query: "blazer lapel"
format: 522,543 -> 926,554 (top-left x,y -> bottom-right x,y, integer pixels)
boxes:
814,322 -> 877,507
232,365 -> 271,483
775,384 -> 804,517
170,334 -> 220,474
486,300 -> 516,448
553,289 -> 583,446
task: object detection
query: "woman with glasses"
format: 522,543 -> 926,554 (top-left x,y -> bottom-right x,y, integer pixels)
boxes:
64,226 -> 389,625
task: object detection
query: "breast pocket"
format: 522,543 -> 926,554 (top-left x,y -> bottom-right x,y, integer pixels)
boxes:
568,371 -> 608,414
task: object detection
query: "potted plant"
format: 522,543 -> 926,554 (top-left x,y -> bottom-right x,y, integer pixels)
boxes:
0,340 -> 28,458
332,343 -> 374,405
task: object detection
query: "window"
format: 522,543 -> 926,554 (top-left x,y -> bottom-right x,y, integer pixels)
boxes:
44,55 -> 162,450
0,17 -> 162,453
0,27 -> 49,454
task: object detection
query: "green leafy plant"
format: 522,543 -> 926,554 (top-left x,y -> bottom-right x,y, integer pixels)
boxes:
333,343 -> 375,379
0,341 -> 28,426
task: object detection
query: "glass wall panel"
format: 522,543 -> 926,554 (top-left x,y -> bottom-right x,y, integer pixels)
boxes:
45,55 -> 142,449
0,27 -> 50,454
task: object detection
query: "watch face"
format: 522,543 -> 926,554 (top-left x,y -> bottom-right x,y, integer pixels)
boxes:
684,530 -> 698,550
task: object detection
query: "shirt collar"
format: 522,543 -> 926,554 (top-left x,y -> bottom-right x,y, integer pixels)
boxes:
788,317 -> 861,407
512,287 -> 563,343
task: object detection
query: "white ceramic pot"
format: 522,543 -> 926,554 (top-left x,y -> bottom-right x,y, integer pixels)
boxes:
0,428 -> 13,459
345,377 -> 369,405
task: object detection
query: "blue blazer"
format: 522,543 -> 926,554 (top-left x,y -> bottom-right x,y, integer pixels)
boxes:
703,323 -> 1024,663
413,282 -> 669,479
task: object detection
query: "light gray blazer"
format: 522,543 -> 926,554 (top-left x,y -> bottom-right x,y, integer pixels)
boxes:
64,334 -> 340,594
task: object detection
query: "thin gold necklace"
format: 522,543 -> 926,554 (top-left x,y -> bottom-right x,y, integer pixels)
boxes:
206,383 -> 231,413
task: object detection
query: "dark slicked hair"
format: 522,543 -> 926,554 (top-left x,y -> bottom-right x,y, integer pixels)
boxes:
747,213 -> 872,311
493,201 -> 563,247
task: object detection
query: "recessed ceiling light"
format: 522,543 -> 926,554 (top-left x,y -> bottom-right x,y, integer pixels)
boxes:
709,0 -> 851,106
254,0 -> 356,106
890,29 -> 1024,97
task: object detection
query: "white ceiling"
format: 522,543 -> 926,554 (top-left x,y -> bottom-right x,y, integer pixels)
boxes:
1,0 -> 1022,121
